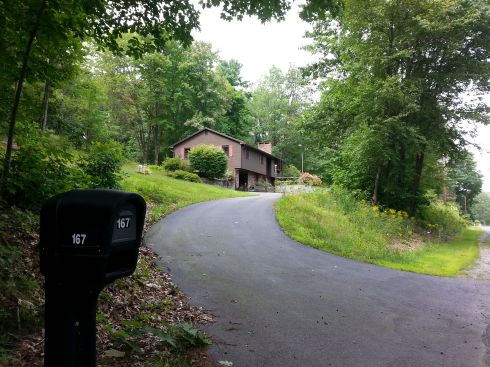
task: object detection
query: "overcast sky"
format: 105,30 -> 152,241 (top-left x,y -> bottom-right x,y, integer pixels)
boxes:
193,3 -> 314,85
194,5 -> 490,192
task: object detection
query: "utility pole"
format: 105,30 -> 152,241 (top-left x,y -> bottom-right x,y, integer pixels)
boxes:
299,144 -> 304,173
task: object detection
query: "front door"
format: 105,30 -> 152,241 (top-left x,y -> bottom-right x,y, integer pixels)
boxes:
238,171 -> 248,191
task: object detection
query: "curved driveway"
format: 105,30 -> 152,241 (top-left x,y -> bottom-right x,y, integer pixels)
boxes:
146,194 -> 490,367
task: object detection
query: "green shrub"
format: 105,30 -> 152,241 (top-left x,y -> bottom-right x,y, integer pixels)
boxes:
256,178 -> 273,191
168,170 -> 201,183
419,200 -> 467,237
282,164 -> 301,177
299,172 -> 322,186
3,124 -> 85,207
223,170 -> 234,181
80,141 -> 123,189
188,144 -> 227,179
161,157 -> 191,172
146,164 -> 162,171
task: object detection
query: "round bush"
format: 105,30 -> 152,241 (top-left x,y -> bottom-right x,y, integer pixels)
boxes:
162,157 -> 191,172
168,170 -> 201,183
299,172 -> 322,186
188,144 -> 228,179
80,141 -> 123,189
419,201 -> 467,237
5,127 -> 86,207
283,164 -> 301,177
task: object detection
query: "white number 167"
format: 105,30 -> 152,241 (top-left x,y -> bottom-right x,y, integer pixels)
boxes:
72,233 -> 86,245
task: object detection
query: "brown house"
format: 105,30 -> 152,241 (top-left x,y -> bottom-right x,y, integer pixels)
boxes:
170,128 -> 283,190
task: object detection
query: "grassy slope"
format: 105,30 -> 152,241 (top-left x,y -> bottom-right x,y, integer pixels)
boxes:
275,191 -> 482,277
2,164 -> 247,365
121,163 -> 249,221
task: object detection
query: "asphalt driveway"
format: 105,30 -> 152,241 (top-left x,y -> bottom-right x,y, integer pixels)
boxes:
146,194 -> 490,367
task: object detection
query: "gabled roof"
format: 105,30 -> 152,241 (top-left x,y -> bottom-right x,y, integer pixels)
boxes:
170,127 -> 282,161
169,127 -> 242,148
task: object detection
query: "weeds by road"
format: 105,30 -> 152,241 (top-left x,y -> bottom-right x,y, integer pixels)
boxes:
275,190 -> 482,276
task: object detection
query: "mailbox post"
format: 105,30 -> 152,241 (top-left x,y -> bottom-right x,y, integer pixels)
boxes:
40,189 -> 146,367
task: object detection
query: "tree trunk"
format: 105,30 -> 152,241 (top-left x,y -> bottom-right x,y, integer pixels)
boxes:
138,126 -> 148,164
1,0 -> 46,193
409,148 -> 425,216
371,166 -> 381,206
153,125 -> 160,165
40,81 -> 50,131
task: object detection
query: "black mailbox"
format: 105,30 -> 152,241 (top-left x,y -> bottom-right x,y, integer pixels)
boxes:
39,189 -> 146,367
40,189 -> 146,284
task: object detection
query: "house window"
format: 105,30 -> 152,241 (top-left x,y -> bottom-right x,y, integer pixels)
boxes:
246,148 -> 249,160
184,148 -> 191,159
222,145 -> 229,157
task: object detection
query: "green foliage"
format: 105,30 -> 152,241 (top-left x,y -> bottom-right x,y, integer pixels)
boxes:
0,242 -> 42,342
3,124 -> 84,207
418,201 -> 468,238
146,164 -> 162,171
200,0 -> 291,22
255,178 -> 273,191
99,40 -> 244,164
51,70 -> 112,148
0,207 -> 42,357
169,322 -> 211,349
275,189 -> 415,264
446,152 -> 483,214
299,172 -> 322,186
248,66 -> 313,166
168,170 -> 201,183
472,192 -> 490,225
105,319 -> 210,354
162,157 -> 191,172
217,59 -> 249,88
304,0 -> 490,213
282,164 -> 301,177
188,144 -> 228,179
80,141 -> 123,189
275,189 -> 480,276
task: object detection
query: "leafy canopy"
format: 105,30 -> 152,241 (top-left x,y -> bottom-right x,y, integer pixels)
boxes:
303,0 -> 489,212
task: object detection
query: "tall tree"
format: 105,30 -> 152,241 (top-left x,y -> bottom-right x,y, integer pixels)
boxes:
0,0 -> 201,191
215,60 -> 252,139
305,0 -> 490,213
1,0 -> 304,191
248,66 -> 313,165
97,41 -> 241,164
446,152 -> 483,214
472,192 -> 490,225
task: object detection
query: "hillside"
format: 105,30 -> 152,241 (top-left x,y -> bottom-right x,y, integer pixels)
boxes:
275,189 -> 483,277
121,164 -> 249,222
1,166 -> 248,366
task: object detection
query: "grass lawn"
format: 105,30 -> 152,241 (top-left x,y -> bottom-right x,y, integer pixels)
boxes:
275,191 -> 483,277
121,163 -> 249,221
379,228 -> 482,276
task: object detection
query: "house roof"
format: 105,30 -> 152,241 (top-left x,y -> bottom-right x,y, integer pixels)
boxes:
170,127 -> 282,161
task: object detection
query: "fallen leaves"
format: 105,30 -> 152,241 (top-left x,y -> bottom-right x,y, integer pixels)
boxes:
2,204 -> 217,367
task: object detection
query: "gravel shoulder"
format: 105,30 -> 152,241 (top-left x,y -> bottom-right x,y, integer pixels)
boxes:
463,226 -> 490,280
